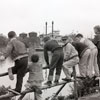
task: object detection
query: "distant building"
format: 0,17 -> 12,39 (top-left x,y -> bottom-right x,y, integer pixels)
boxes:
39,30 -> 63,46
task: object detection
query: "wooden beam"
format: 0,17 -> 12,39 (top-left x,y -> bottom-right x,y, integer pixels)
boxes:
41,81 -> 70,90
0,72 -> 8,77
52,82 -> 67,98
18,81 -> 70,100
73,66 -> 78,100
0,66 -> 49,77
35,48 -> 44,51
0,81 -> 71,99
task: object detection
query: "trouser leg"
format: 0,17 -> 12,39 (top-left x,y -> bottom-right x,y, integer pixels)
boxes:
48,53 -> 60,81
55,51 -> 64,81
14,57 -> 28,92
63,57 -> 79,79
79,49 -> 91,77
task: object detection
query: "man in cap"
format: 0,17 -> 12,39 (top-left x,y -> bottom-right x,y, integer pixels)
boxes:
43,36 -> 64,85
61,36 -> 79,81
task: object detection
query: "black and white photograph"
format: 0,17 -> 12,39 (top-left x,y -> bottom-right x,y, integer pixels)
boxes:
0,0 -> 100,100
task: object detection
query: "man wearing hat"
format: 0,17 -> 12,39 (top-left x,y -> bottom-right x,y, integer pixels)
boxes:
61,36 -> 79,81
43,36 -> 64,85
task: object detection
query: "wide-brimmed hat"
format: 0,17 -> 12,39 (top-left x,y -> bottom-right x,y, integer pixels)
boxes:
62,36 -> 68,41
43,36 -> 50,42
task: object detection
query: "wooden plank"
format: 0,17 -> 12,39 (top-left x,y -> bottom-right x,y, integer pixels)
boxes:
35,48 -> 44,51
41,81 -> 72,90
51,82 -> 67,98
0,66 -> 49,77
0,72 -> 8,77
0,81 -> 72,99
18,81 -> 70,100
8,89 -> 20,95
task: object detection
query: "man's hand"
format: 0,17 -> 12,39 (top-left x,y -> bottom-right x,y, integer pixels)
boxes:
0,55 -> 5,61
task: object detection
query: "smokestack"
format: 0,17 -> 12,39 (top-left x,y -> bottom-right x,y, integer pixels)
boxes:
52,21 -> 54,37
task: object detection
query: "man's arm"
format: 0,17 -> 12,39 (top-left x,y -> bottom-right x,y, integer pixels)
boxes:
44,45 -> 49,65
4,41 -> 13,58
92,35 -> 98,45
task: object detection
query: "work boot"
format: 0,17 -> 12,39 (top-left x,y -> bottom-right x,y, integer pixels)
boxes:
62,78 -> 71,82
54,80 -> 59,85
44,81 -> 52,86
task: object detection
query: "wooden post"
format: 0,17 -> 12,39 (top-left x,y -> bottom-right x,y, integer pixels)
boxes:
73,66 -> 78,100
18,81 -> 68,100
0,81 -> 72,99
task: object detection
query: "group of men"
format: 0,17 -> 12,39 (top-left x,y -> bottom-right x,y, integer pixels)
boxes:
0,25 -> 100,100
43,25 -> 100,86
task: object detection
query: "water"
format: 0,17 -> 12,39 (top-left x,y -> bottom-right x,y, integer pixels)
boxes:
0,51 -> 80,100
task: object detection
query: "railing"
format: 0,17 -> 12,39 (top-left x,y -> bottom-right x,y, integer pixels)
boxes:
0,66 -> 78,100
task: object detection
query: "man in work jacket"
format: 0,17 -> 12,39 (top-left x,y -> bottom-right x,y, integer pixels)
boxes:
43,36 -> 64,85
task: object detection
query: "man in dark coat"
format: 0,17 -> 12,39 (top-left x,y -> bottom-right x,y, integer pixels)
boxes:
43,36 -> 64,85
93,25 -> 100,71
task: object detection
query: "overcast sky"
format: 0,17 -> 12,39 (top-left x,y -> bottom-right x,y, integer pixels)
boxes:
0,0 -> 100,37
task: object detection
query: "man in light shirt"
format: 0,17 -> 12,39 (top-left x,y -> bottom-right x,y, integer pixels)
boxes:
61,36 -> 79,81
75,34 -> 99,77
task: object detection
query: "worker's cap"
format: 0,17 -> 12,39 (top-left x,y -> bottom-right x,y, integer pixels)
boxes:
61,36 -> 68,41
43,36 -> 50,42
